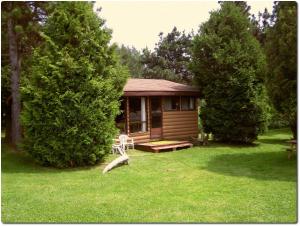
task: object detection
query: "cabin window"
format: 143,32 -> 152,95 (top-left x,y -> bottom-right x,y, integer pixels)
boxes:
181,96 -> 196,110
164,96 -> 180,111
116,98 -> 126,133
129,97 -> 147,133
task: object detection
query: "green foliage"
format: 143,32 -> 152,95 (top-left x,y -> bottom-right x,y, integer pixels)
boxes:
115,45 -> 143,78
21,2 -> 128,167
191,2 -> 268,143
265,2 -> 297,138
268,108 -> 290,129
254,84 -> 273,133
1,2 -> 49,56
251,7 -> 272,46
1,2 -> 50,145
141,27 -> 193,84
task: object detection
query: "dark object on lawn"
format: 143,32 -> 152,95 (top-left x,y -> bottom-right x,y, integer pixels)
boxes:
190,133 -> 209,146
286,139 -> 297,159
203,134 -> 209,146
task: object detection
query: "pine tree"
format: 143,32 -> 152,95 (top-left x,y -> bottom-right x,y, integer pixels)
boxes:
21,2 -> 128,167
1,2 -> 48,149
115,45 -> 143,78
141,27 -> 193,84
191,2 -> 268,143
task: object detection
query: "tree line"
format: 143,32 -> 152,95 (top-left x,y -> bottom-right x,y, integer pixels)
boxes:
1,1 -> 297,167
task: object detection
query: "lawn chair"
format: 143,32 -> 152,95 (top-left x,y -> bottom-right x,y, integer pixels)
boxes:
104,143 -> 129,174
112,143 -> 121,154
112,144 -> 126,156
119,134 -> 135,151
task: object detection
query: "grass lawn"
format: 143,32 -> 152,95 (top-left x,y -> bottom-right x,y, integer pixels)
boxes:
1,128 -> 297,223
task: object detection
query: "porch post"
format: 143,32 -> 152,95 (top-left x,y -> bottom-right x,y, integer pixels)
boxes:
126,97 -> 130,134
141,97 -> 146,132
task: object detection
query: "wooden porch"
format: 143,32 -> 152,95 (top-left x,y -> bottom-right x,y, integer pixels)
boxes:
135,140 -> 193,153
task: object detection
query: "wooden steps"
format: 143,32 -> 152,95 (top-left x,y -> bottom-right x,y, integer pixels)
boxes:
135,141 -> 193,153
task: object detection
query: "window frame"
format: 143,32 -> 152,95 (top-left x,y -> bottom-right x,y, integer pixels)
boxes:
180,96 -> 196,111
163,96 -> 181,112
128,96 -> 148,134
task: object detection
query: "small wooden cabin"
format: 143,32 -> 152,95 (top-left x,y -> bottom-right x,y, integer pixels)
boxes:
116,79 -> 201,144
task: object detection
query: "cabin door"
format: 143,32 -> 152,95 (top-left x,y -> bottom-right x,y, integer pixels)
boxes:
150,97 -> 162,139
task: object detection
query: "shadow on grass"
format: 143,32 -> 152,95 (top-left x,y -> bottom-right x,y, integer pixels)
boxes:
193,141 -> 260,150
258,138 -> 290,146
1,143 -> 102,174
205,137 -> 290,148
205,151 -> 297,182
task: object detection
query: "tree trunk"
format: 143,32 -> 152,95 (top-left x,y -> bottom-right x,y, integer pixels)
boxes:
290,117 -> 297,140
4,96 -> 12,144
7,4 -> 22,150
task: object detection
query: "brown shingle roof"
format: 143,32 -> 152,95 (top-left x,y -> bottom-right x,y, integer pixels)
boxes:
123,79 -> 200,96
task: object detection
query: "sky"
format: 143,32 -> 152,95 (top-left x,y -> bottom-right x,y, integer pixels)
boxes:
94,1 -> 274,51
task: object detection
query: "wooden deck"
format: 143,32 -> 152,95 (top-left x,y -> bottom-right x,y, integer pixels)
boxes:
135,140 -> 193,153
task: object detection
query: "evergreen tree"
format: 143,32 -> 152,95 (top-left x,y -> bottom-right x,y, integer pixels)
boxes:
265,2 -> 297,138
21,2 -> 128,167
115,45 -> 143,78
251,7 -> 273,46
220,1 -> 272,46
191,2 -> 268,143
141,27 -> 193,84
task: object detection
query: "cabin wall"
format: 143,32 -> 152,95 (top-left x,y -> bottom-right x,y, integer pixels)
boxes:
162,110 -> 198,140
124,96 -> 199,143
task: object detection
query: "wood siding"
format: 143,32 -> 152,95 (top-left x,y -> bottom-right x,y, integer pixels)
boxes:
126,96 -> 199,143
162,111 -> 198,140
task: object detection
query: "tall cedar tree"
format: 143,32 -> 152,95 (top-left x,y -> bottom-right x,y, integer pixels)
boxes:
265,2 -> 297,138
220,1 -> 273,47
21,2 -> 128,167
1,2 -> 48,149
191,2 -> 267,143
141,27 -> 193,84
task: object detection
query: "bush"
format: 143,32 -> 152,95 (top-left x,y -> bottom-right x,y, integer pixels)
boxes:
21,2 -> 128,167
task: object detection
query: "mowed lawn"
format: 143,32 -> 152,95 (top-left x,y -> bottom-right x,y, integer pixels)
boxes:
1,129 -> 297,223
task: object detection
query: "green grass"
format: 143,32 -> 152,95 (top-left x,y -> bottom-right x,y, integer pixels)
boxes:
1,128 -> 297,223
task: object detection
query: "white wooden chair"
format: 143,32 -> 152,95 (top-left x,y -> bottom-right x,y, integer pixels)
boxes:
104,143 -> 129,174
112,143 -> 121,154
112,144 -> 126,156
118,134 -> 135,151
